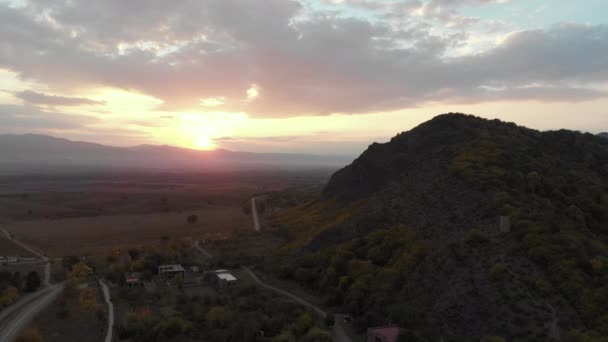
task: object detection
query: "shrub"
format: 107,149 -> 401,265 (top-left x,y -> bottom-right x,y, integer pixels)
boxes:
324,314 -> 335,327
467,229 -> 490,246
16,327 -> 44,342
488,263 -> 508,282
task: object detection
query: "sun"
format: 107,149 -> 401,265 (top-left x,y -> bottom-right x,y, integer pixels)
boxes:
194,135 -> 216,150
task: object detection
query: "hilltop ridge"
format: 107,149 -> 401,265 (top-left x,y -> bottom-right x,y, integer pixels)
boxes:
272,113 -> 608,342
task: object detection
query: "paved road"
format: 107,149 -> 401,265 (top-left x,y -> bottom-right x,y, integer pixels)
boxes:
0,226 -> 58,340
99,280 -> 114,342
251,197 -> 261,232
242,267 -> 352,342
0,283 -> 64,342
1,227 -> 50,286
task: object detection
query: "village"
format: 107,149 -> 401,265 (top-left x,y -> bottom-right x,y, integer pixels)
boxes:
0,194 -> 410,342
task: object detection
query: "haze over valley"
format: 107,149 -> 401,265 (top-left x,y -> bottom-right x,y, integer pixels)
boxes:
1,0 -> 608,341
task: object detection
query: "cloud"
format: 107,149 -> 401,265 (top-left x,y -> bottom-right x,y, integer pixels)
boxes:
0,104 -> 98,130
15,90 -> 106,106
0,1 -> 606,118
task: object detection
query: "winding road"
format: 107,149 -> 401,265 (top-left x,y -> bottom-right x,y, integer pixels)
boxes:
0,283 -> 64,342
1,227 -> 50,286
99,280 -> 114,342
242,267 -> 353,342
0,226 -> 63,341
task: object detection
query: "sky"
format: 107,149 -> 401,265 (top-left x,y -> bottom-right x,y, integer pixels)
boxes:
0,0 -> 607,155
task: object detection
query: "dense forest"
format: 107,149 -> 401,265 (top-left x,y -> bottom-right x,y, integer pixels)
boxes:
267,114 -> 608,342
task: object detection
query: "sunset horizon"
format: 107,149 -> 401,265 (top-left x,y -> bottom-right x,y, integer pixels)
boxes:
1,0 -> 607,155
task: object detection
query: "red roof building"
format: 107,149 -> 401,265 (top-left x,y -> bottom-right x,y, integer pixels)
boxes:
366,324 -> 401,342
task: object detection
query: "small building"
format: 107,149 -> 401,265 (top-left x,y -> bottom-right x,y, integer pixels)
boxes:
213,269 -> 237,288
125,272 -> 144,287
367,325 -> 401,342
499,216 -> 511,234
158,264 -> 185,281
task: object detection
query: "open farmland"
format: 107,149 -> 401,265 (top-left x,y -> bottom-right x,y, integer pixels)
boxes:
0,170 -> 332,257
0,234 -> 35,257
6,204 -> 250,256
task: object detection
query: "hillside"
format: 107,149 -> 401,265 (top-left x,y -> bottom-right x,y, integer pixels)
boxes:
599,132 -> 608,139
0,134 -> 351,174
271,114 -> 608,342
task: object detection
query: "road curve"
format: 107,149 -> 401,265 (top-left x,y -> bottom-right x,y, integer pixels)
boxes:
0,283 -> 64,342
242,266 -> 352,342
1,227 -> 50,286
99,280 -> 114,342
0,225 -> 57,340
251,197 -> 261,232
1,227 -> 46,260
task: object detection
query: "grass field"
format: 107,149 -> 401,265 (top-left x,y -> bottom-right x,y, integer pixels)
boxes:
0,234 -> 35,257
0,171 -> 330,257
6,205 -> 250,257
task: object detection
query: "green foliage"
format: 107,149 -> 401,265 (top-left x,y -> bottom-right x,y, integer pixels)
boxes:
466,229 -> 490,246
206,306 -> 234,328
488,263 -> 507,282
279,225 -> 426,324
324,313 -> 335,327
302,327 -> 333,342
273,198 -> 367,251
565,330 -> 608,342
0,286 -> 19,306
449,124 -> 608,335
481,336 -> 507,342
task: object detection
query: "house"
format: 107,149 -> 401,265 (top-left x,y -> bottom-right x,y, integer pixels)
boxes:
366,325 -> 401,342
212,269 -> 237,288
125,272 -> 144,287
158,264 -> 185,280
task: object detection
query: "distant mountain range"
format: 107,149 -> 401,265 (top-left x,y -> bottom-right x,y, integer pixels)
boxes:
274,114 -> 608,341
599,132 -> 608,139
0,134 -> 352,174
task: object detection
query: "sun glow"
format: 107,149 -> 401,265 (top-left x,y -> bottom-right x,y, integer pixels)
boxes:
194,135 -> 216,150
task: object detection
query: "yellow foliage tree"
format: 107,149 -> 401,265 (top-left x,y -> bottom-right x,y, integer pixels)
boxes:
0,286 -> 19,306
68,262 -> 93,287
16,327 -> 44,342
79,287 -> 97,312
206,306 -> 233,328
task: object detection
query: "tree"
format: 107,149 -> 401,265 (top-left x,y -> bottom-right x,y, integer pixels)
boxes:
295,311 -> 314,336
302,327 -> 333,342
79,287 -> 98,312
68,262 -> 93,287
127,248 -> 140,261
324,314 -> 335,327
0,287 -> 19,306
187,215 -> 198,224
25,271 -> 41,292
206,306 -> 233,328
16,327 -> 44,342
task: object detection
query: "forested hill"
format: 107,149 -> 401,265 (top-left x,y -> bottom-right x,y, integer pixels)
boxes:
272,113 -> 608,342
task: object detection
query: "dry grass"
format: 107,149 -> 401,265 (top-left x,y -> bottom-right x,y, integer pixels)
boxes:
0,235 -> 35,257
6,205 -> 250,256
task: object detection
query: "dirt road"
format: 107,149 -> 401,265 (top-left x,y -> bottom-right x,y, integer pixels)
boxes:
242,266 -> 353,342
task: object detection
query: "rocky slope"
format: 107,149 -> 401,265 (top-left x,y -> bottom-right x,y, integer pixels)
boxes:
274,114 -> 608,342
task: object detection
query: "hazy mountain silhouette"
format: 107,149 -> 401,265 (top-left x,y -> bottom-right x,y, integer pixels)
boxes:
599,132 -> 608,139
0,134 -> 351,174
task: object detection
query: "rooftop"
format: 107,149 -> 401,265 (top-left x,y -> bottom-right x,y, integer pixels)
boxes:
158,264 -> 185,272
368,325 -> 401,342
214,270 -> 237,281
